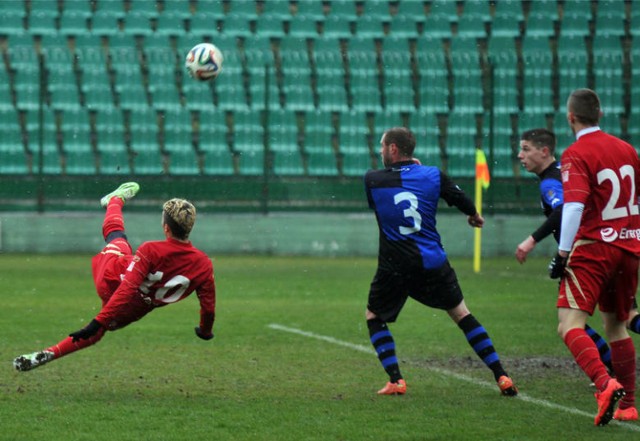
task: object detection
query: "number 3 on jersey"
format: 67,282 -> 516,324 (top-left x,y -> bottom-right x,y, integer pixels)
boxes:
597,165 -> 639,221
394,191 -> 422,235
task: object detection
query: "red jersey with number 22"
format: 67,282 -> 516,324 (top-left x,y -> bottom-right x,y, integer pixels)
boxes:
561,129 -> 640,254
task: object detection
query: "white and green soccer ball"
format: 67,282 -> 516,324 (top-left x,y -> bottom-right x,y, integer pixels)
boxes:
185,42 -> 224,81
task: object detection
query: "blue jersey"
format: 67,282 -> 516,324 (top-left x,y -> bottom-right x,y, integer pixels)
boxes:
532,161 -> 563,243
365,161 -> 477,270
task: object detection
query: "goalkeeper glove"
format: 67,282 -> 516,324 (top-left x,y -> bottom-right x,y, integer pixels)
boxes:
195,326 -> 214,341
69,319 -> 103,342
548,253 -> 567,279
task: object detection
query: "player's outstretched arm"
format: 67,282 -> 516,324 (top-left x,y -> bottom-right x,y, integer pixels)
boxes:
467,212 -> 484,228
515,235 -> 536,263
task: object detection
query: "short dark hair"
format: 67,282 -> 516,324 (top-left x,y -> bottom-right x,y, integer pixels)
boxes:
568,88 -> 601,125
521,128 -> 556,156
383,127 -> 416,158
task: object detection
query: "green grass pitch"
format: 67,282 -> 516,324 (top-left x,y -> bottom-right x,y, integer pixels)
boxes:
1,254 -> 639,440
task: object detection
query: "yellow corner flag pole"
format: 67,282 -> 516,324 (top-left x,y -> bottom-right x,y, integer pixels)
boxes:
474,149 -> 490,273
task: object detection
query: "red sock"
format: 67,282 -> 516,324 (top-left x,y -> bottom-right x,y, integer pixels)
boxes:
102,198 -> 125,239
46,328 -> 106,359
564,328 -> 610,391
610,337 -> 636,409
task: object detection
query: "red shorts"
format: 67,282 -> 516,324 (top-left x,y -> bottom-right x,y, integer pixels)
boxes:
558,240 -> 639,321
91,237 -> 134,305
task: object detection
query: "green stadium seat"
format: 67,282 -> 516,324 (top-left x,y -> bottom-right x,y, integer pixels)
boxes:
321,14 -> 353,38
338,110 -> 371,175
29,0 -> 59,16
128,105 -> 158,129
49,82 -> 82,111
396,0 -> 426,19
129,116 -> 163,174
360,0 -> 390,19
316,71 -> 348,112
525,12 -> 556,38
408,109 -> 441,168
491,68 -> 518,114
372,108 -> 405,131
95,108 -> 130,175
353,15 -> 385,38
27,11 -> 58,35
154,12 -> 187,36
551,111 -> 574,151
116,84 -> 149,111
254,14 -> 287,38
62,0 -> 93,16
188,12 -> 222,35
528,0 -> 559,19
303,115 -> 338,175
201,145 -> 235,175
295,1 -> 325,21
491,12 -> 523,38
430,0 -> 458,20
127,0 -> 159,17
94,0 -> 125,16
456,14 -> 488,39
487,35 -> 518,68
288,15 -> 321,38
463,0 -> 491,20
162,108 -> 192,132
219,13 -> 253,38
164,131 -> 200,175
6,34 -> 38,69
25,107 -> 62,173
0,113 -> 28,173
418,68 -> 449,113
482,111 -> 515,177
162,0 -> 193,18
82,84 -> 117,111
387,14 -> 420,38
59,10 -> 89,35
0,11 -> 25,34
559,11 -> 591,38
122,11 -> 153,36
91,10 -> 122,36
149,71 -> 182,111
0,0 -> 25,15
328,0 -> 358,20
62,129 -> 97,175
557,34 -> 588,102
420,13 -> 452,39
445,110 -> 478,177
268,109 -> 304,175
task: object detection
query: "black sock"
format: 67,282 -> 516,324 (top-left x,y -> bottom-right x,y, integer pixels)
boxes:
458,314 -> 506,381
367,318 -> 402,383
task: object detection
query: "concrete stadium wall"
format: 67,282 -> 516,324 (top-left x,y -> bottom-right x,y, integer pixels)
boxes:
0,212 -> 557,258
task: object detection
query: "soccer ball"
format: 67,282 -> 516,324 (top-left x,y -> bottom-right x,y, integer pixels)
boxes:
185,43 -> 224,81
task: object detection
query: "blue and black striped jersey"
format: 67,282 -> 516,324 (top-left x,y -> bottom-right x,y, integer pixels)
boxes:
365,161 -> 477,271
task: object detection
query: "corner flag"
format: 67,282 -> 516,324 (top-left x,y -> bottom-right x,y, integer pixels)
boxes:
474,149 -> 490,273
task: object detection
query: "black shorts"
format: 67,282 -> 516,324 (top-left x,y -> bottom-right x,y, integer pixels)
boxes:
367,259 -> 464,322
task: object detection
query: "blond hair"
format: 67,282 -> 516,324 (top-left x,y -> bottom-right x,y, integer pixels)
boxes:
162,198 -> 196,239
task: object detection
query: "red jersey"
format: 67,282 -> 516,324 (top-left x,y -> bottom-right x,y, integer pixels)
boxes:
561,129 -> 640,254
96,238 -> 216,333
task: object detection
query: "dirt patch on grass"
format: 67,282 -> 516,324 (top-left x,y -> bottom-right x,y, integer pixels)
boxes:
409,356 -> 640,378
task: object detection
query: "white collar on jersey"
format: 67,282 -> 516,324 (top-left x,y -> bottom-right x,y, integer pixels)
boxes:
576,126 -> 601,140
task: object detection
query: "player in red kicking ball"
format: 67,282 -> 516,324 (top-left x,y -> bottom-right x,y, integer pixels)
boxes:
14,182 -> 216,372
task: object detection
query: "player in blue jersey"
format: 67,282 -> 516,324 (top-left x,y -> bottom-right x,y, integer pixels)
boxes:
364,127 -> 517,396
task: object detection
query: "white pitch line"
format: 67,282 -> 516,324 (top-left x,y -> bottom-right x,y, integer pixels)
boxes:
267,323 -> 640,432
